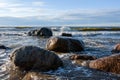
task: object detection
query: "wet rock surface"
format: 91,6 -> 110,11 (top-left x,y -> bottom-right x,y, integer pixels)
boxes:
22,72 -> 56,80
9,66 -> 26,80
22,69 -> 120,80
111,43 -> 120,53
28,27 -> 53,37
46,37 -> 84,53
69,54 -> 97,67
88,54 -> 120,74
10,46 -> 63,71
70,54 -> 97,60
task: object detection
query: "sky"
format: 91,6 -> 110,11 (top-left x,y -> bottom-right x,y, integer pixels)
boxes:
0,0 -> 120,26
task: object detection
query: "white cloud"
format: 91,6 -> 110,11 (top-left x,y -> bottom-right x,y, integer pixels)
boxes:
0,1 -> 23,8
0,0 -> 120,26
0,2 -> 7,8
0,0 -> 46,17
32,1 -> 45,6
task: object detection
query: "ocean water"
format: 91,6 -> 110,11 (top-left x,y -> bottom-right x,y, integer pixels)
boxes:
0,26 -> 120,80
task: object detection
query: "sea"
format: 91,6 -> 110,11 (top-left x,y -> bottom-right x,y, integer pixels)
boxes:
0,26 -> 120,80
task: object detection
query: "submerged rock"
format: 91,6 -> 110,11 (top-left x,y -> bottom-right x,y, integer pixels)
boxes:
111,43 -> 120,53
22,72 -> 56,80
0,44 -> 10,49
10,46 -> 63,71
70,54 -> 97,67
70,54 -> 97,60
28,27 -> 53,38
22,70 -> 120,80
46,37 -> 84,53
61,33 -> 72,37
82,54 -> 120,74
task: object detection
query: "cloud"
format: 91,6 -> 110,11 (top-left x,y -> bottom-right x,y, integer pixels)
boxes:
0,2 -> 7,8
0,9 -> 120,26
0,0 -> 120,26
49,9 -> 120,24
0,0 -> 46,17
32,1 -> 45,6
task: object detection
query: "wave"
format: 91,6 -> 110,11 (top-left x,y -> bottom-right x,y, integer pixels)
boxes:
0,50 -> 10,80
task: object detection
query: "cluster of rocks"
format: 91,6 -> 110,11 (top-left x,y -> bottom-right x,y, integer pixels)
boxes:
8,27 -> 86,79
8,27 -> 120,79
28,27 -> 72,37
70,43 -> 120,74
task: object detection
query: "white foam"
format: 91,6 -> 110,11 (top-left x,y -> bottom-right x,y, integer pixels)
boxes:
0,50 -> 5,54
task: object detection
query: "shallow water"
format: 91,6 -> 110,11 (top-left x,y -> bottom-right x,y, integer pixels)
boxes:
0,27 -> 120,80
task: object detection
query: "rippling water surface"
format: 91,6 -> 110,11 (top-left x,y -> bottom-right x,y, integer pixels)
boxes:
0,27 -> 120,80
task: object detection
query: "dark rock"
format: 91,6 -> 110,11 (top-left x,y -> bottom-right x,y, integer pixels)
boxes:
85,54 -> 120,74
28,29 -> 39,36
0,44 -> 10,49
28,27 -> 53,38
111,43 -> 120,53
10,46 -> 63,71
46,37 -> 84,53
70,54 -> 97,60
61,33 -> 72,37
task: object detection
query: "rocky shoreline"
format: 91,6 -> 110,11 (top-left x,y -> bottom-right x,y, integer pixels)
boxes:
1,27 -> 120,80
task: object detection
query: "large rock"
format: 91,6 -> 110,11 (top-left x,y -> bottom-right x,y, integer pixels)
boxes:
46,37 -> 84,53
111,43 -> 120,53
82,54 -> 120,74
28,27 -> 53,37
10,46 -> 63,71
